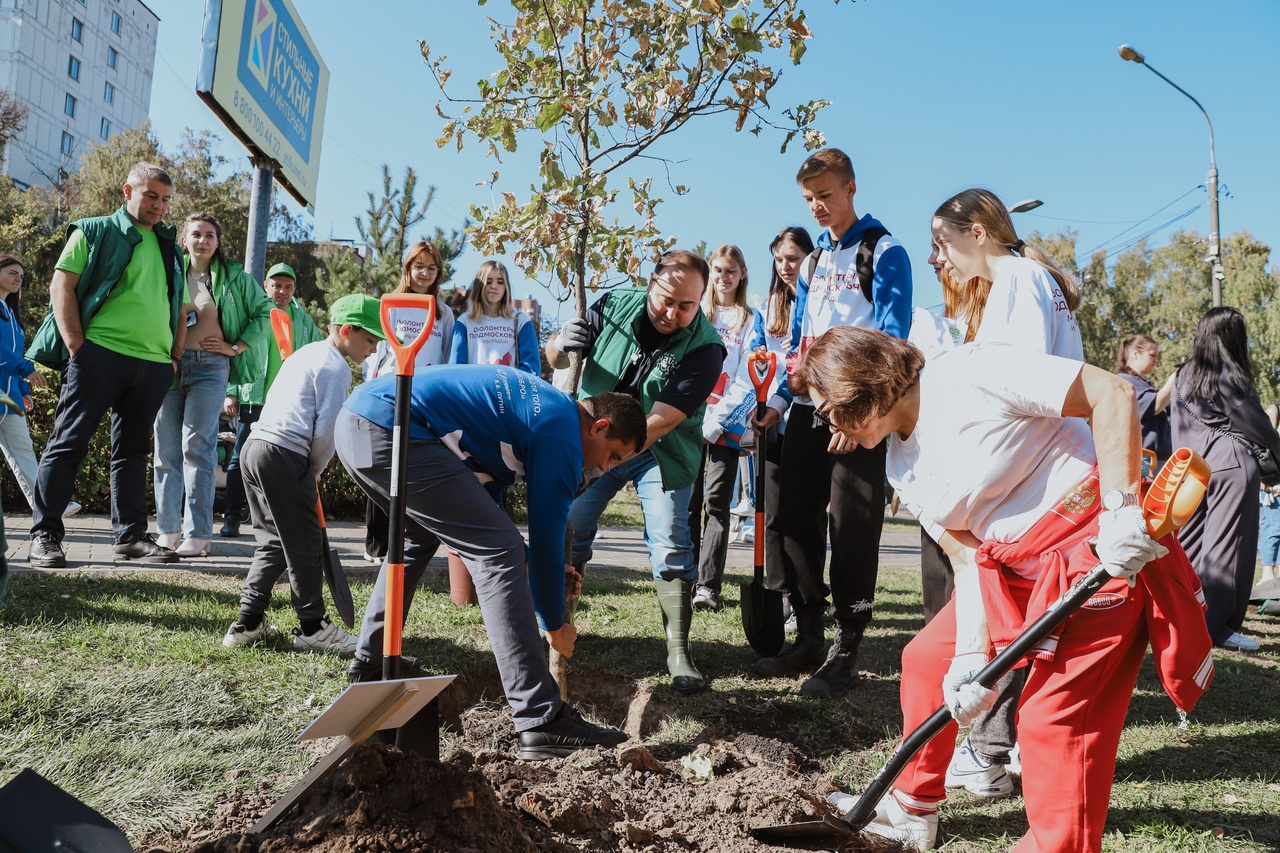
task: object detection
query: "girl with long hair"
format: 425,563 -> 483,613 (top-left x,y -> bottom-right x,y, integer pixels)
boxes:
154,213 -> 272,557
449,260 -> 538,374
361,239 -> 455,563
689,245 -> 755,612
1171,306 -> 1280,651
0,255 -> 66,515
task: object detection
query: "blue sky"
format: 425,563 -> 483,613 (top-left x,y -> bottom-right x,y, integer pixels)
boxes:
141,0 -> 1280,316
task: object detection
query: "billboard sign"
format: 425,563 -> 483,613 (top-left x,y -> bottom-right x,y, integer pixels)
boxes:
197,0 -> 329,209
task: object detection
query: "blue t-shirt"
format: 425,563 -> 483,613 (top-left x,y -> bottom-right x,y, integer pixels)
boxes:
345,364 -> 583,630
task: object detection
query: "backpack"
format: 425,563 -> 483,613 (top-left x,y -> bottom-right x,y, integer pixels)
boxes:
804,226 -> 890,303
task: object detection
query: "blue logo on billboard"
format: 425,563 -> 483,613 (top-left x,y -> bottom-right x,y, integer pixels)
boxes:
237,0 -> 318,161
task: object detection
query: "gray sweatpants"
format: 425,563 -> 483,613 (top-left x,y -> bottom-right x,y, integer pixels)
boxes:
239,439 -> 325,622
334,409 -> 561,731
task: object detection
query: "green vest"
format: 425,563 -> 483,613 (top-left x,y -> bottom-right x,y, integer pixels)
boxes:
230,299 -> 324,406
578,288 -> 724,490
27,205 -> 184,369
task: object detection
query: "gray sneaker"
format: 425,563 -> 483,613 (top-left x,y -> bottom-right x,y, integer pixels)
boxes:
29,533 -> 67,568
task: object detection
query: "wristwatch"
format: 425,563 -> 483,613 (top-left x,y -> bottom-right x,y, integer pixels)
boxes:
1101,489 -> 1140,512
230,343 -> 241,354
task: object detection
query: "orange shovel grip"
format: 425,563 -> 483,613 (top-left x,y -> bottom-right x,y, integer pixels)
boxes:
748,351 -> 777,403
269,308 -> 294,359
379,294 -> 437,377
1142,447 -> 1212,540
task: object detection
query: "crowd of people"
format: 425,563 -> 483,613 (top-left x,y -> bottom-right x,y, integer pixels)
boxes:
0,151 -> 1269,849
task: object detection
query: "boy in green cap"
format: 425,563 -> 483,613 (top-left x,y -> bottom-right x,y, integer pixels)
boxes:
223,294 -> 384,653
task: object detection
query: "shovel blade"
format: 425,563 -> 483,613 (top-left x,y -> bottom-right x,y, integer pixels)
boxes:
740,579 -> 786,658
748,813 -> 854,844
320,527 -> 355,628
1250,576 -> 1280,603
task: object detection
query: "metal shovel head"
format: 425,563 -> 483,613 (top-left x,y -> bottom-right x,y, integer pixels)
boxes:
0,768 -> 134,853
749,813 -> 854,844
1250,576 -> 1280,603
740,578 -> 786,658
320,527 -> 355,629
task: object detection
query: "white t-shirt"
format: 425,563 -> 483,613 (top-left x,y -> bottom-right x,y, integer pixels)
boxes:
703,308 -> 756,445
887,344 -> 1094,557
364,301 -> 455,378
454,312 -> 523,366
973,256 -> 1082,360
907,306 -> 967,362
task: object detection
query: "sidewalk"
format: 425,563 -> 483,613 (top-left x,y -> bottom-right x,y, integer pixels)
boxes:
4,511 -> 922,575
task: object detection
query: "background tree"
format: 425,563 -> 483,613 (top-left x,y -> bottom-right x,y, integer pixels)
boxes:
427,0 -> 833,388
0,88 -> 28,161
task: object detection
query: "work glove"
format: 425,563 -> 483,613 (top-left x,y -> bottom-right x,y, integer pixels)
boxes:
942,652 -> 997,727
554,317 -> 592,354
1094,504 -> 1168,583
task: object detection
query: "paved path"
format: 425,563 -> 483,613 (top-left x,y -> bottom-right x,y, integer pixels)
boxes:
4,511 -> 921,575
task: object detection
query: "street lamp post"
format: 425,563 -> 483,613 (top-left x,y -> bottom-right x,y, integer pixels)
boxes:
1118,44 -> 1223,307
1009,199 -> 1043,214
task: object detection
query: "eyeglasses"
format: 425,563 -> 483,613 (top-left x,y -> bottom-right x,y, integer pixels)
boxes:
813,405 -> 836,429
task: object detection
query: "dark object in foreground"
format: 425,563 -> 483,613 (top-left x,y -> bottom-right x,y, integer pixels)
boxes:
741,351 -> 785,657
317,497 -> 354,628
0,768 -> 134,853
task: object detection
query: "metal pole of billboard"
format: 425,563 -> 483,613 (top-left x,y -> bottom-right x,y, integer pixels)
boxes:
244,154 -> 276,282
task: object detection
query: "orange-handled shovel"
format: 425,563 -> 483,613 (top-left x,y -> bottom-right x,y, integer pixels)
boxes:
740,351 -> 784,657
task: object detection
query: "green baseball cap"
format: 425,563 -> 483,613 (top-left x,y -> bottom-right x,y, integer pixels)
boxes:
265,262 -> 296,280
329,294 -> 386,340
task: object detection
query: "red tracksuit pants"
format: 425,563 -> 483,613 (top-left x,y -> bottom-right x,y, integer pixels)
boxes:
896,569 -> 1151,852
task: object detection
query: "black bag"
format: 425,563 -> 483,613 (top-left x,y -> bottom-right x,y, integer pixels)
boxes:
1176,377 -> 1280,488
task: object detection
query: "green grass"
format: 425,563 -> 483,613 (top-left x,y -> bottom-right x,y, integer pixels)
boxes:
2,554 -> 1279,850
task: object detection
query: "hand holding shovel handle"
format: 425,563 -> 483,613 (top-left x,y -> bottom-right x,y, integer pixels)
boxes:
378,294 -> 436,680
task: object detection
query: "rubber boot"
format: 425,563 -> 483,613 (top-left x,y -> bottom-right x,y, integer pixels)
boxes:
752,602 -> 826,677
655,579 -> 705,694
800,622 -> 863,697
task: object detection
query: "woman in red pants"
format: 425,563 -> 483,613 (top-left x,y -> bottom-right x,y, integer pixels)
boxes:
793,327 -> 1213,852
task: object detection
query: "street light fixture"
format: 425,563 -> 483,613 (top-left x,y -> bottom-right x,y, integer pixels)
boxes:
1117,43 -> 1224,307
1009,199 -> 1043,214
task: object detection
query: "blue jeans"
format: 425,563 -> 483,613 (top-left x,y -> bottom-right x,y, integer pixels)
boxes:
1260,496 -> 1280,566
568,450 -> 696,581
153,350 -> 230,539
32,340 -> 173,543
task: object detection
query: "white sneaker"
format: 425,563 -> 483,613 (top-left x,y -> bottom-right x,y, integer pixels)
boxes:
1007,742 -> 1021,776
156,532 -> 181,550
730,500 -> 753,518
293,618 -> 358,656
175,537 -> 211,557
222,619 -> 279,648
945,737 -> 1014,799
1216,631 -> 1260,652
835,789 -> 937,850
62,501 -> 81,517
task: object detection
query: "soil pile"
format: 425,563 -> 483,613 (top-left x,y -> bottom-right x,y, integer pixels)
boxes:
172,703 -> 873,852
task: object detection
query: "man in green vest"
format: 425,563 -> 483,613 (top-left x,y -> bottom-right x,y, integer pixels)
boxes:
219,262 -> 323,537
545,249 -> 726,694
26,162 -> 186,567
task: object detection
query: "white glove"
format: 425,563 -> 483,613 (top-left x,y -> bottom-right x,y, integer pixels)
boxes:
554,318 -> 591,354
942,653 -> 997,727
1095,504 -> 1168,582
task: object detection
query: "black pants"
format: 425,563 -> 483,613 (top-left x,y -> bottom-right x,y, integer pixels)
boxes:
920,529 -> 954,624
222,402 -> 262,522
689,443 -> 740,594
365,498 -> 389,559
772,404 -> 885,627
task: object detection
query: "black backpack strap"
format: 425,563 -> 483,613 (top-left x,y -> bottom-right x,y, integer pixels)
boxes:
804,246 -> 823,292
856,226 -> 889,303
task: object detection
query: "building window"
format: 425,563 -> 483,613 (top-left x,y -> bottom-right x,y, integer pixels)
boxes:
104,82 -> 115,104
65,93 -> 77,117
61,132 -> 74,156
111,12 -> 121,34
72,18 -> 83,42
68,55 -> 80,81
107,47 -> 119,70
100,118 -> 111,139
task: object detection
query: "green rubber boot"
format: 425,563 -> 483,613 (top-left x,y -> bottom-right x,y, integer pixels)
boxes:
655,579 -> 706,694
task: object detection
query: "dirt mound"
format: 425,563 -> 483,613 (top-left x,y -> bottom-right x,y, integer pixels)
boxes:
172,702 -> 867,852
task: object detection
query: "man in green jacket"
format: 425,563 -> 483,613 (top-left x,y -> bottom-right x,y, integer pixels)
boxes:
27,162 -> 186,567
545,249 -> 726,694
220,261 -> 323,537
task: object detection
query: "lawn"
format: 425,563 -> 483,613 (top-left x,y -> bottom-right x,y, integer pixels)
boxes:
1,535 -> 1278,850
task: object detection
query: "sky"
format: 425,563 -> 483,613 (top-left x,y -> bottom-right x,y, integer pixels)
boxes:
139,0 -> 1280,317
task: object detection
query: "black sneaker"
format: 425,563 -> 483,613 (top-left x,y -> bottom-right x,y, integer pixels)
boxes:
517,705 -> 627,760
29,533 -> 67,568
346,655 -> 420,683
114,534 -> 179,563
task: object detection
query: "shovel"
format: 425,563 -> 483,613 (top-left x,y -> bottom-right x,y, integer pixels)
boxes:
317,494 -> 354,628
750,447 -> 1212,845
740,350 -> 785,657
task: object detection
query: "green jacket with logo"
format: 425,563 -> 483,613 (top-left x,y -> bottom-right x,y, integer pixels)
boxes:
578,287 -> 724,490
184,256 -> 275,395
27,205 -> 184,369
230,298 -> 324,406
